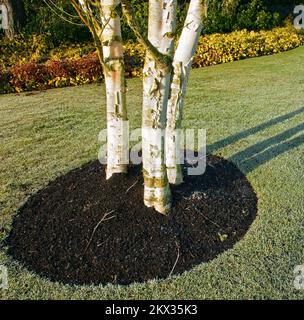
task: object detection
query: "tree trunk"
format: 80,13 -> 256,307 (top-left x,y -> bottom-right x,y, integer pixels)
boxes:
142,0 -> 176,214
165,0 -> 203,184
101,0 -> 129,179
72,0 -> 204,213
2,0 -> 25,39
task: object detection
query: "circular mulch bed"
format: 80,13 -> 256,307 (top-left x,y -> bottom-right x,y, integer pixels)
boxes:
6,155 -> 257,286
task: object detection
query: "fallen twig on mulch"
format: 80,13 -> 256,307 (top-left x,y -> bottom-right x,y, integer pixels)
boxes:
83,210 -> 116,254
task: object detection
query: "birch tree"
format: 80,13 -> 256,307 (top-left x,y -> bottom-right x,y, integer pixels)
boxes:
71,0 -> 205,214
71,0 -> 128,179
166,0 -> 204,184
122,0 -> 205,212
140,0 -> 176,213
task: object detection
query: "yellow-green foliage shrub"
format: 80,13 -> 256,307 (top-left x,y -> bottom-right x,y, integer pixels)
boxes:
0,34 -> 51,69
122,26 -> 304,76
193,27 -> 304,67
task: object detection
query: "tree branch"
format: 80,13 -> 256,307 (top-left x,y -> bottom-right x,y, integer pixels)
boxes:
121,0 -> 172,72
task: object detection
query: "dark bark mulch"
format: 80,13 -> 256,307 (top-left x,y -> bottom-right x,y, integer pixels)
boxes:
6,155 -> 257,286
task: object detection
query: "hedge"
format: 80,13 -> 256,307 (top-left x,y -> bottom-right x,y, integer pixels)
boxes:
1,26 -> 303,94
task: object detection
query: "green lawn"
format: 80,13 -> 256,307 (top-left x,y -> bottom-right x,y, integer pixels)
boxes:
0,46 -> 304,300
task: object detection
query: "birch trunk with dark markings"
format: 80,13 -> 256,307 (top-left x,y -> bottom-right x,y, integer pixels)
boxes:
101,0 -> 129,179
166,0 -> 204,185
142,0 -> 177,213
72,0 -> 128,179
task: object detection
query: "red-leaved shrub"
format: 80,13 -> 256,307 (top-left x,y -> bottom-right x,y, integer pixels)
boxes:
9,62 -> 51,92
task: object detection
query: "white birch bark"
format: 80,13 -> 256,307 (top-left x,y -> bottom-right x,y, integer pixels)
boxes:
165,0 -> 203,184
100,0 -> 129,179
142,0 -> 177,213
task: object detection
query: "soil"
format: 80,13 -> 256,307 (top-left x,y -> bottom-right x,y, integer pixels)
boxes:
6,155 -> 257,286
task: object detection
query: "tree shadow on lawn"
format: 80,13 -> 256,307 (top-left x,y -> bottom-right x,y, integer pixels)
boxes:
208,106 -> 304,174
